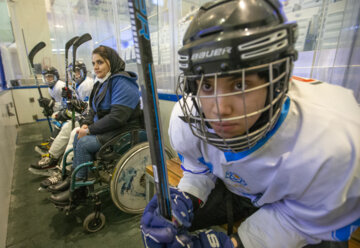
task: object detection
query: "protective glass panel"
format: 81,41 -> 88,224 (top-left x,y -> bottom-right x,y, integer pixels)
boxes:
43,0 -> 359,100
0,0 -> 14,43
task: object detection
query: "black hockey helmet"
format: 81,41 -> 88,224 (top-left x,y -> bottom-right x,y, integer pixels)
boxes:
41,66 -> 59,88
177,0 -> 298,152
68,61 -> 87,86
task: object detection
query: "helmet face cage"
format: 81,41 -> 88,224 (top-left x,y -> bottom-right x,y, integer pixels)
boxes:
176,0 -> 297,152
177,58 -> 291,152
68,61 -> 86,86
42,67 -> 59,88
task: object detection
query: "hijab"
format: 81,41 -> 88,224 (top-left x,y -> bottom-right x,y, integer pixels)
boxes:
93,45 -> 125,75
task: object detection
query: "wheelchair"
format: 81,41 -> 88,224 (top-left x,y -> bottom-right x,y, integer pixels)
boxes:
53,128 -> 173,232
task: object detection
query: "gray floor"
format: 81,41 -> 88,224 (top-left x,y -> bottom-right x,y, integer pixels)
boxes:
6,122 -> 143,248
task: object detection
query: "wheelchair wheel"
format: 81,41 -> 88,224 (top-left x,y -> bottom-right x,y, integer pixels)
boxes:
110,142 -> 171,214
83,212 -> 106,233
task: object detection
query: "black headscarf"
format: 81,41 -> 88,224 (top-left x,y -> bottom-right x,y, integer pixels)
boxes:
94,45 -> 125,75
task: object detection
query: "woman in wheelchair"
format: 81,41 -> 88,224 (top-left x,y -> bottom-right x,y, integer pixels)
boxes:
48,45 -> 143,205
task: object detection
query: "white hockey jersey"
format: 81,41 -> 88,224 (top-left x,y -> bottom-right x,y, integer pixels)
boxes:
48,80 -> 65,111
169,79 -> 360,247
75,77 -> 94,102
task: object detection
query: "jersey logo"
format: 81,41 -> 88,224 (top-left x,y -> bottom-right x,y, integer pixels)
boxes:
225,171 -> 247,186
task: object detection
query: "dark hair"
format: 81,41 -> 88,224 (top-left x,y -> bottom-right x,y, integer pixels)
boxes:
92,45 -> 125,74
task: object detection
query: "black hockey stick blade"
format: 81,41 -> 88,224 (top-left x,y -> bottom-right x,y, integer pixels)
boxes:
65,36 -> 78,88
65,36 -> 79,60
28,42 -> 46,68
127,0 -> 172,220
72,33 -> 92,67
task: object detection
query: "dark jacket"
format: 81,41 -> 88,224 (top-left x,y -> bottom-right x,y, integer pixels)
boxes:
82,71 -> 143,144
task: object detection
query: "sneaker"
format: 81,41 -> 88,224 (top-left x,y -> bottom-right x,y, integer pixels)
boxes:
30,157 -> 58,170
34,139 -> 52,155
41,153 -> 50,158
28,167 -> 58,177
34,145 -> 49,156
40,172 -> 62,189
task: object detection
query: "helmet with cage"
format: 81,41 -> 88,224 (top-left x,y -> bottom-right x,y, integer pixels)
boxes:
68,61 -> 87,86
42,66 -> 59,88
177,0 -> 298,152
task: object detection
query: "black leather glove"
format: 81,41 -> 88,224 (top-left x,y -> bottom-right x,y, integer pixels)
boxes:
38,97 -> 54,109
42,107 -> 54,117
55,109 -> 71,122
61,87 -> 73,99
69,99 -> 88,114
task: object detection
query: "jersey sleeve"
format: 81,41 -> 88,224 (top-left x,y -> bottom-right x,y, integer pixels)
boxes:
51,81 -> 66,111
77,77 -> 94,102
169,100 -> 216,203
238,205 -> 313,248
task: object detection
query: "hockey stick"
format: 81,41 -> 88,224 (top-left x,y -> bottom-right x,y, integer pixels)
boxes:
72,33 -> 92,68
64,36 -> 79,128
127,0 -> 172,220
65,36 -> 79,89
27,41 -> 53,133
70,33 -> 92,128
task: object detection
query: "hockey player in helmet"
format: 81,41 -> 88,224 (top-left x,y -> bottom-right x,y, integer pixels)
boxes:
66,61 -> 93,102
141,1 -> 360,248
31,62 -> 94,176
38,66 -> 65,117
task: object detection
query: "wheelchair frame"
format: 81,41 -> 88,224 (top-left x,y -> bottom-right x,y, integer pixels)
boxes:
56,128 -> 152,232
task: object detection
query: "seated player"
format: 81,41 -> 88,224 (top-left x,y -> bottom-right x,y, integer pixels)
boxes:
140,1 -> 360,248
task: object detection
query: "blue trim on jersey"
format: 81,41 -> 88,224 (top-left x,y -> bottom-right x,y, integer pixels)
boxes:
178,153 -> 184,163
224,97 -> 291,162
331,218 -> 360,241
180,165 -> 209,174
178,153 -> 210,174
198,157 -> 213,173
52,120 -> 62,128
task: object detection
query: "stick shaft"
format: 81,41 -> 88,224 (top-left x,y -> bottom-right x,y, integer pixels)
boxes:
127,0 -> 171,220
65,36 -> 79,89
27,41 -> 53,133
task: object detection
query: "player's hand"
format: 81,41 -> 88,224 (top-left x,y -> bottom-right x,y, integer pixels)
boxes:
169,229 -> 234,248
55,109 -> 71,122
140,195 -> 177,248
38,97 -> 54,109
61,87 -> 72,99
76,126 -> 88,139
70,99 -> 88,113
140,196 -> 234,248
140,188 -> 193,247
169,188 -> 194,228
42,107 -> 54,117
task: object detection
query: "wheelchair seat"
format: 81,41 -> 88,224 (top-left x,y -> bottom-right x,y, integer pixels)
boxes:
95,128 -> 148,162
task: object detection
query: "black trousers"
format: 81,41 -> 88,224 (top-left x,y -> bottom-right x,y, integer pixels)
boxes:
189,180 -> 348,248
